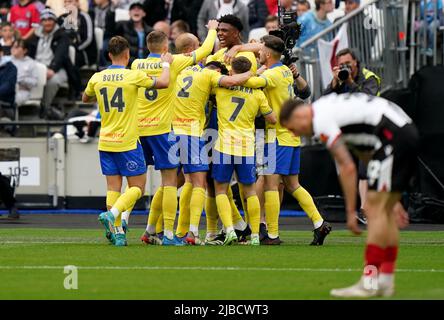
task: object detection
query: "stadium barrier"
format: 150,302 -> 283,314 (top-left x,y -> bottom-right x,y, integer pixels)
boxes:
295,0 -> 409,100
0,122 -> 161,209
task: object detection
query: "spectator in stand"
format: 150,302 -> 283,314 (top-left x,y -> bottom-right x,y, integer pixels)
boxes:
27,9 -> 76,119
296,0 -> 334,50
9,0 -> 40,40
143,0 -> 188,26
343,0 -> 359,13
264,15 -> 278,34
181,0 -> 204,35
0,22 -> 17,56
197,0 -> 249,41
90,0 -> 115,67
153,20 -> 171,36
46,0 -> 89,16
0,1 -> 11,23
59,0 -> 97,68
265,0 -> 277,16
296,0 -> 311,16
170,19 -> 190,53
418,0 -> 443,56
248,0 -> 269,29
0,45 -> 17,121
11,39 -> 38,106
112,1 -> 153,62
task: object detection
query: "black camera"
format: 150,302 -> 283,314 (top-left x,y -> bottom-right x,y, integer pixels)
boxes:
269,2 -> 301,66
338,64 -> 352,81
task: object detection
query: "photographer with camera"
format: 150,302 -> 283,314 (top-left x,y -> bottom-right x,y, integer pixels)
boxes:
324,48 -> 381,96
323,48 -> 381,225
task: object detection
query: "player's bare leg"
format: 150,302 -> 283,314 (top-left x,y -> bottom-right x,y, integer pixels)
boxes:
186,171 -> 207,245
331,191 -> 401,298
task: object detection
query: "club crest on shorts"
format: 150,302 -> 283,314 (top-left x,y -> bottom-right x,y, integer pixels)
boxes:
126,160 -> 138,172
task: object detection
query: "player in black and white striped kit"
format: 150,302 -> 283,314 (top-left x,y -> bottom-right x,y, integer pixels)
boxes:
279,93 -> 419,298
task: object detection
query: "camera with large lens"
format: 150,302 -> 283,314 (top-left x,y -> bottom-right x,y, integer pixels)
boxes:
338,64 -> 352,81
269,1 -> 301,66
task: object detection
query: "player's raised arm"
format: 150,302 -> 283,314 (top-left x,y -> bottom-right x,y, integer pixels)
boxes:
191,20 -> 219,63
217,70 -> 253,87
329,140 -> 361,235
224,43 -> 263,65
153,53 -> 174,89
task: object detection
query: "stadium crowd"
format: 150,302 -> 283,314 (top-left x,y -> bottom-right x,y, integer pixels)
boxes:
0,0 -> 384,123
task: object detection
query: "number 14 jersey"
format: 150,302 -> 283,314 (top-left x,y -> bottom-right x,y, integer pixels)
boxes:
84,66 -> 155,152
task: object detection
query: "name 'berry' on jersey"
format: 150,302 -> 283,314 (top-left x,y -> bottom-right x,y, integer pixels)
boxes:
213,85 -> 272,157
84,66 -> 156,152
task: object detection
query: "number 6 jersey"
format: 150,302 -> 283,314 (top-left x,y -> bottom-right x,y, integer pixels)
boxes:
84,65 -> 155,152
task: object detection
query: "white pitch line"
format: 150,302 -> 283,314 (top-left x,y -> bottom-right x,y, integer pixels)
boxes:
0,265 -> 443,273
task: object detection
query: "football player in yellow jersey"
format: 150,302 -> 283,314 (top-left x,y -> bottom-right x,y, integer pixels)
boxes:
225,35 -> 332,245
204,15 -> 258,243
211,57 -> 277,245
82,36 -> 173,246
133,20 -> 219,246
172,61 -> 255,245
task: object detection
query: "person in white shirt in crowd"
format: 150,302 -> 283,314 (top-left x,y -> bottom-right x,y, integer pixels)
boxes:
46,0 -> 89,16
10,39 -> 38,106
197,0 -> 249,41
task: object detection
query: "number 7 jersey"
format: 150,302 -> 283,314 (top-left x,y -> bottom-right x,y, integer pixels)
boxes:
213,86 -> 272,157
84,66 -> 155,152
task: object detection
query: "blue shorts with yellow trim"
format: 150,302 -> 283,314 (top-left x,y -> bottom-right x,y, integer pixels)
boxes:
264,142 -> 301,176
99,143 -> 147,177
176,134 -> 209,174
140,133 -> 179,170
212,151 -> 256,185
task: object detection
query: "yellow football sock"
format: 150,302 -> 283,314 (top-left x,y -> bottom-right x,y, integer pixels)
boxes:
292,187 -> 323,228
228,186 -> 244,225
189,187 -> 206,236
237,184 -> 249,223
265,190 -> 280,238
156,213 -> 163,234
106,191 -> 120,210
147,187 -> 163,233
246,195 -> 261,234
205,196 -> 219,235
112,187 -> 142,227
162,186 -> 178,239
215,194 -> 233,229
176,182 -> 192,237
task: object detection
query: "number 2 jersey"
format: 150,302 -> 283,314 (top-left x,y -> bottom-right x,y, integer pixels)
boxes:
84,66 -> 155,152
172,64 -> 224,137
131,29 -> 217,137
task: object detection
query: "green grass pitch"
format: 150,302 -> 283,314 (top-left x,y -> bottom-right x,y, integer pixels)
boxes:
1,228 -> 443,299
